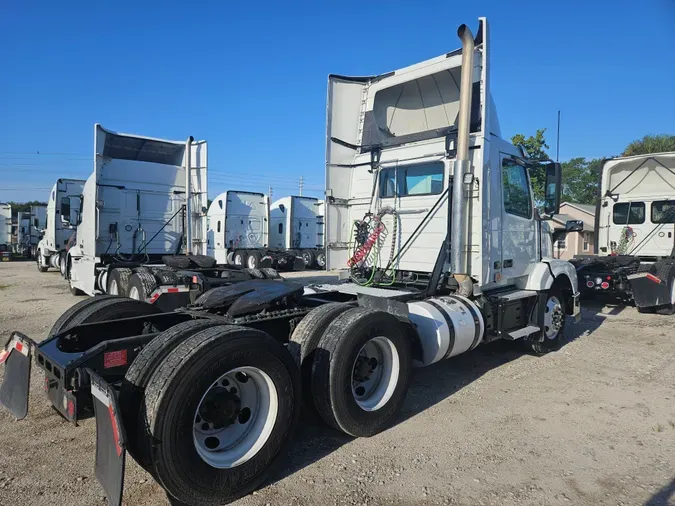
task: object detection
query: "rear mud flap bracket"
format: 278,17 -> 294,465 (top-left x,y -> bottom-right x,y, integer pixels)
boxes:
0,333 -> 34,420
87,368 -> 127,506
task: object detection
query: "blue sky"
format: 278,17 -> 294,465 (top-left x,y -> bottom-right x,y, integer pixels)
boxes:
0,0 -> 673,203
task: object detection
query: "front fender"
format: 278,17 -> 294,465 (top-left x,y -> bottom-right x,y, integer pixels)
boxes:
524,260 -> 579,293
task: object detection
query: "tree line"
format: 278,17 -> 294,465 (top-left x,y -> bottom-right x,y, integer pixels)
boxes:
4,201 -> 48,216
511,132 -> 675,205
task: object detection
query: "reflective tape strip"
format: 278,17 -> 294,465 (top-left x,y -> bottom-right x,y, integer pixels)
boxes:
90,381 -> 110,408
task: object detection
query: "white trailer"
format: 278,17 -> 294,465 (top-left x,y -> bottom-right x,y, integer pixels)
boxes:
571,152 -> 675,312
1,18 -> 582,506
270,195 -> 325,267
206,191 -> 308,270
36,179 -> 86,273
0,203 -> 11,253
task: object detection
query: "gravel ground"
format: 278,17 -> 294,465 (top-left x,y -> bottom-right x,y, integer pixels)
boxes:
0,261 -> 674,506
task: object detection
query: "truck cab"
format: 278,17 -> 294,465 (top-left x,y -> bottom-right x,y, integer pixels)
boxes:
325,18 -> 580,309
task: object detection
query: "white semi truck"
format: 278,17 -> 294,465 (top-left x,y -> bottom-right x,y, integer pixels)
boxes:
270,195 -> 325,267
206,191 -> 314,270
36,178 -> 86,273
0,203 -> 11,253
571,152 -> 675,313
1,18 -> 581,506
13,205 -> 47,257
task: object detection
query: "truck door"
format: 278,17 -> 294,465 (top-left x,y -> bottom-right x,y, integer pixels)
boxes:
500,156 -> 537,282
648,199 -> 675,254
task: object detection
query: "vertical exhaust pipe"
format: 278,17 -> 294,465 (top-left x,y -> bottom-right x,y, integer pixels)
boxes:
451,23 -> 475,291
185,136 -> 194,255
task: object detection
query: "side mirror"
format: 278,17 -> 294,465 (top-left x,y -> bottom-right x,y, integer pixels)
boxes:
565,220 -> 583,233
60,197 -> 71,225
544,162 -> 562,215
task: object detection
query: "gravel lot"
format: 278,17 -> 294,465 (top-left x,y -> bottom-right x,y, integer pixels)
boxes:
0,260 -> 674,506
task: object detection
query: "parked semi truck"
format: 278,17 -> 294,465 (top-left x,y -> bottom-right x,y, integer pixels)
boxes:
270,195 -> 325,268
571,152 -> 675,313
36,178 -> 86,273
206,191 -> 314,270
0,18 -> 581,506
0,203 -> 11,253
13,205 -> 47,257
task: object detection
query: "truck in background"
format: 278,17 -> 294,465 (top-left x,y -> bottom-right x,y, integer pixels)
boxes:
206,191 -> 307,270
571,152 -> 675,313
36,179 -> 86,274
0,203 -> 11,259
270,195 -> 325,268
13,205 -> 47,258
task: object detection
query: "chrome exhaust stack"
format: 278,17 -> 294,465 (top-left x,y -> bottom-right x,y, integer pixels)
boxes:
451,24 -> 475,294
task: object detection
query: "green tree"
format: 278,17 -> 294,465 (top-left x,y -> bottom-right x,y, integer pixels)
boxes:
561,157 -> 602,205
6,201 -> 48,215
511,129 -> 550,202
622,134 -> 675,156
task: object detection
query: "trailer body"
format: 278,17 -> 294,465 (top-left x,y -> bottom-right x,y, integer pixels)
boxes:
572,152 -> 675,311
13,206 -> 47,256
1,17 -> 582,506
36,179 -> 86,272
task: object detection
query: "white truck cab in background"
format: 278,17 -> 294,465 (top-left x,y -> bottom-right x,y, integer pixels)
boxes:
66,124 -> 207,296
36,178 -> 85,274
270,195 -> 325,267
0,203 -> 11,254
14,206 -> 47,257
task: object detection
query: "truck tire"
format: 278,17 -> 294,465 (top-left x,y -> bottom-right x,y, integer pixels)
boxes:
233,250 -> 248,266
246,251 -> 263,269
153,268 -> 180,285
244,268 -> 265,279
310,307 -> 412,437
120,319 -> 224,469
260,268 -> 281,279
316,250 -> 326,269
301,249 -> 316,268
288,303 -> 352,412
529,286 -> 567,355
36,251 -> 49,272
107,268 -> 133,296
143,325 -> 300,505
128,271 -> 158,301
49,296 -> 160,337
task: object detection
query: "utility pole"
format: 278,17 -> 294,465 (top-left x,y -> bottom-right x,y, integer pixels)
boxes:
299,176 -> 304,196
556,110 -> 561,162
268,185 -> 273,200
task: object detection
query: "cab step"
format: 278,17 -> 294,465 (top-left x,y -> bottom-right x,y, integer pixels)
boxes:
505,325 -> 541,340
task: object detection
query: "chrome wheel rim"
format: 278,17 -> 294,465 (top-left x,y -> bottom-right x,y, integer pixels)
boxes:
108,279 -> 119,295
247,256 -> 257,269
234,254 -> 243,266
128,286 -> 140,300
351,336 -> 399,411
193,367 -> 278,469
544,295 -> 564,339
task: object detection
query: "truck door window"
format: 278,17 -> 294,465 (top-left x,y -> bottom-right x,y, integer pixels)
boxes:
613,202 -> 645,225
379,162 -> 444,198
651,200 -> 675,223
502,160 -> 532,219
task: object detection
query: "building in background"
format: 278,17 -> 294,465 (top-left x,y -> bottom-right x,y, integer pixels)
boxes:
552,202 -> 596,260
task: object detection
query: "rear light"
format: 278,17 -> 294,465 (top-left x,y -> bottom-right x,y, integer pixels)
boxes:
103,349 -> 128,369
600,282 -> 610,289
606,276 -> 612,280
586,281 -> 594,288
595,277 -> 602,285
646,273 -> 662,284
167,287 -> 179,293
15,342 -> 23,353
192,275 -> 199,284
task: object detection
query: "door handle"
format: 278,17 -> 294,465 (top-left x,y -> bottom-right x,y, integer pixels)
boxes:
503,259 -> 513,268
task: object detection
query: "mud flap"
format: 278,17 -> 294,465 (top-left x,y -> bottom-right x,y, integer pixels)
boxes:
87,369 -> 126,506
0,333 -> 33,420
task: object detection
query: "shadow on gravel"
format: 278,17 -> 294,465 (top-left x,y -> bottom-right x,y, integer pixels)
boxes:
265,312 -> 599,486
644,476 -> 675,505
